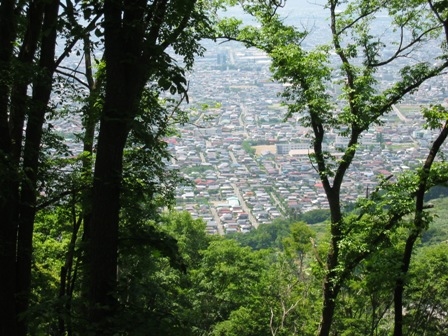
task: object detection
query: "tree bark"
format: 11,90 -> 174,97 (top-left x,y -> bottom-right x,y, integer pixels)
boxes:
87,1 -> 146,331
15,1 -> 59,335
318,188 -> 343,336
88,118 -> 129,332
87,0 -> 199,332
9,0 -> 44,163
0,1 -> 19,335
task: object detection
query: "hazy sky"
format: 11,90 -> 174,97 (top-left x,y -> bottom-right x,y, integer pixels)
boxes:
222,0 -> 331,39
223,0 -> 328,19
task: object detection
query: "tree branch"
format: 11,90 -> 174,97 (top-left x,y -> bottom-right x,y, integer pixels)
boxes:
55,68 -> 90,89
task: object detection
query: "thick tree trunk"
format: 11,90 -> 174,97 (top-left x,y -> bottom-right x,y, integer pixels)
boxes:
5,19 -> 44,333
87,0 -> 200,332
87,48 -> 143,336
15,1 -> 59,335
88,117 -> 129,333
0,0 -> 15,142
9,0 -> 44,163
0,181 -> 18,336
87,0 -> 147,333
0,1 -> 19,335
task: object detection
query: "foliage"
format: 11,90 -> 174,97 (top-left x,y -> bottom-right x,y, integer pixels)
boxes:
242,140 -> 256,155
29,208 -> 75,336
404,243 -> 448,335
422,197 -> 448,244
160,211 -> 213,268
115,226 -> 191,336
4,0 -> 448,335
215,0 -> 448,335
283,221 -> 316,270
229,218 -> 293,250
297,209 -> 331,225
189,239 -> 270,332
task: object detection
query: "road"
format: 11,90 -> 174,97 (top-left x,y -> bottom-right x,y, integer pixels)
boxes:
231,183 -> 258,228
210,207 -> 224,235
392,104 -> 407,122
229,151 -> 238,164
269,191 -> 287,215
239,103 -> 249,138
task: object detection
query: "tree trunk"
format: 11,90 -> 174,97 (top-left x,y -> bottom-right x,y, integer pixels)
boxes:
9,0 -> 44,163
87,0 -> 147,332
319,272 -> 341,336
393,122 -> 448,336
76,34 -> 100,325
58,213 -> 82,336
88,117 -> 128,333
15,1 -> 59,335
0,0 -> 15,145
393,234 -> 416,336
86,0 -> 201,332
317,185 -> 343,336
87,48 -> 143,335
0,1 -> 19,335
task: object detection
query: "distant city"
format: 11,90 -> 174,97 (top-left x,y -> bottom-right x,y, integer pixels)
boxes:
52,4 -> 448,236
168,34 -> 448,235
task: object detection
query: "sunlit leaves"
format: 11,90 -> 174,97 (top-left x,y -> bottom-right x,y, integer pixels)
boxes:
422,104 -> 448,129
283,221 -> 316,265
405,243 -> 448,335
190,239 -> 270,333
216,17 -> 244,38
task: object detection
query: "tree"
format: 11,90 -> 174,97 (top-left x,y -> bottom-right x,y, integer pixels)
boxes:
231,218 -> 293,250
283,221 -> 316,274
405,243 -> 448,335
0,0 -> 211,333
161,211 -> 212,268
189,239 -> 270,334
392,104 -> 448,336
216,0 -> 448,334
0,2 -> 100,334
86,0 -> 213,332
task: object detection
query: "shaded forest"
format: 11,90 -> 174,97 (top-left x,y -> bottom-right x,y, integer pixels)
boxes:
1,0 -> 448,335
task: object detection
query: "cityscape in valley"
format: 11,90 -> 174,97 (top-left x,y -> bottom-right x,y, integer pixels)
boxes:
167,36 -> 448,235
7,1 -> 448,334
53,4 -> 448,236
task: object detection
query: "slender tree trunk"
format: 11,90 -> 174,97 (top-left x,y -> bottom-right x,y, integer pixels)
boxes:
78,41 -> 101,323
393,122 -> 448,336
58,212 -> 82,336
76,35 -> 101,327
393,237 -> 415,336
318,240 -> 342,336
318,187 -> 343,336
319,279 -> 341,336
